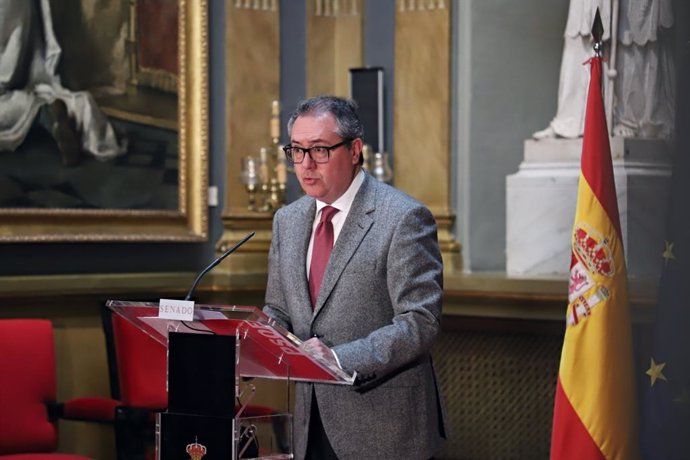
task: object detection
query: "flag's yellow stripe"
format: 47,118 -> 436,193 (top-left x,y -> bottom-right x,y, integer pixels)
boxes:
558,174 -> 640,460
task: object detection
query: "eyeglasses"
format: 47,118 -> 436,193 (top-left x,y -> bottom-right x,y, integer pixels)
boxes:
282,140 -> 349,164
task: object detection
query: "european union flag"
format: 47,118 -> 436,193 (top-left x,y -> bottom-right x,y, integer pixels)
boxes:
640,12 -> 690,459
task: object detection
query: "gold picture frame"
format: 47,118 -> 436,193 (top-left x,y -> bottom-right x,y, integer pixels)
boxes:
0,0 -> 208,242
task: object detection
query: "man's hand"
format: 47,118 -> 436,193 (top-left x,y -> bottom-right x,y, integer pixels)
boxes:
301,337 -> 340,369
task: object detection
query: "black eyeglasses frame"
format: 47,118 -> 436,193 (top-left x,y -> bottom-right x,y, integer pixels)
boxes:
282,140 -> 350,164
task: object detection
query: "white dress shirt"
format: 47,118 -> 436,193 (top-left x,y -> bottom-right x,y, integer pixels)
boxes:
306,170 -> 366,277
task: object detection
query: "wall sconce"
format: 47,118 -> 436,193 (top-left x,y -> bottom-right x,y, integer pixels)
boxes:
240,101 -> 288,212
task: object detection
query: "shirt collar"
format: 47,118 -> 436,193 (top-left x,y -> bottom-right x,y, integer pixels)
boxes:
315,169 -> 365,214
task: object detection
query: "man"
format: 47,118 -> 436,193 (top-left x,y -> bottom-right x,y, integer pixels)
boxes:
263,95 -> 446,460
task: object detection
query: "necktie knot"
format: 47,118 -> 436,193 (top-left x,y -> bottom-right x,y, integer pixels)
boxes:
319,206 -> 339,224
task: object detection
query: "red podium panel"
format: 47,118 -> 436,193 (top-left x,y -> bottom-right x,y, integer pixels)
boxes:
106,300 -> 355,385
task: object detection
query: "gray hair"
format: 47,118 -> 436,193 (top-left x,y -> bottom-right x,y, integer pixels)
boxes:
287,95 -> 364,141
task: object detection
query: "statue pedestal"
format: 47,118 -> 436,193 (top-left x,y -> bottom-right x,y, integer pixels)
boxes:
506,137 -> 672,279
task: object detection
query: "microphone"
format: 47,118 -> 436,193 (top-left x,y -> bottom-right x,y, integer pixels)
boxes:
184,231 -> 255,301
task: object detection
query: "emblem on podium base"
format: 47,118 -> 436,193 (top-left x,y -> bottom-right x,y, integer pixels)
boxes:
186,438 -> 207,460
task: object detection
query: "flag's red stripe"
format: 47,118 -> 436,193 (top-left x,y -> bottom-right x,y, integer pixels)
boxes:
580,57 -> 623,239
550,377 -> 605,460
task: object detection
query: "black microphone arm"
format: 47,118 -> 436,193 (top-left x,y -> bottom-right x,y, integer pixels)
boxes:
184,231 -> 256,301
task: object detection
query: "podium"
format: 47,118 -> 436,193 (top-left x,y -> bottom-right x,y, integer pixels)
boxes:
106,300 -> 355,460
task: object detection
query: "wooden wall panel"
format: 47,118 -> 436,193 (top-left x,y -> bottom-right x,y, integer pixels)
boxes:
394,1 -> 460,270
306,0 -> 363,97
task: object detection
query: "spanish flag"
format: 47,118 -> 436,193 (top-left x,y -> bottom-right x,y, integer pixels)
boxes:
550,56 -> 641,460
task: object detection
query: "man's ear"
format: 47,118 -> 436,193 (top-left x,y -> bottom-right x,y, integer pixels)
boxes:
350,138 -> 363,164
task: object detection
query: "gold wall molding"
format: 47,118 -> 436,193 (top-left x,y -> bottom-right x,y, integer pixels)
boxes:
233,0 -> 278,11
398,0 -> 446,12
393,1 -> 460,270
434,209 -> 462,271
0,272 -> 194,300
314,0 -> 360,17
0,272 -> 655,323
0,272 -> 268,307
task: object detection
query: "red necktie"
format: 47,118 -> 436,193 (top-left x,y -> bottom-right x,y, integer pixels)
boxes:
309,206 -> 339,307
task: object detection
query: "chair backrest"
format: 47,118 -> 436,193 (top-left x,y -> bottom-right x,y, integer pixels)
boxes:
0,319 -> 58,454
108,312 -> 167,409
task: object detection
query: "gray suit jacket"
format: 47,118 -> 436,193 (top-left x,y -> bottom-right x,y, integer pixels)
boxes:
264,173 -> 446,460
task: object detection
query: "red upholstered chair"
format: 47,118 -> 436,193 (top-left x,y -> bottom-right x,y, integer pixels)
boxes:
100,308 -> 167,460
0,319 -> 118,460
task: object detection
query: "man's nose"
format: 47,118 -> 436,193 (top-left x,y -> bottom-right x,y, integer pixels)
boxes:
302,151 -> 316,168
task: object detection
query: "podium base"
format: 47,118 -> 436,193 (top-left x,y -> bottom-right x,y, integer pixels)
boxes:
157,412 -> 261,459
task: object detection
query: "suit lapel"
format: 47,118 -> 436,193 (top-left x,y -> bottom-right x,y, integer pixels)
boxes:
284,198 -> 316,318
313,175 -> 377,316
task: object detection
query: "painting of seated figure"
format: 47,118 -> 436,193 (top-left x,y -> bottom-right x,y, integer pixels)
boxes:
0,0 -> 208,242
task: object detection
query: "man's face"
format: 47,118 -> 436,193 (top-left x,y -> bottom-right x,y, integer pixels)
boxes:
290,113 -> 360,204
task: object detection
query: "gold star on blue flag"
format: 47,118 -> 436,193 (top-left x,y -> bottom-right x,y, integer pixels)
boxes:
662,241 -> 675,265
646,358 -> 667,387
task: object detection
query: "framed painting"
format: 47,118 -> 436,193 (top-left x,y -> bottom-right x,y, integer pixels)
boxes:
0,0 -> 208,242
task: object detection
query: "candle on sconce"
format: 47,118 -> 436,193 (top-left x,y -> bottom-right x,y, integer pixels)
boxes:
270,100 -> 281,143
361,144 -> 372,171
275,160 -> 287,185
259,147 -> 270,184
243,101 -> 289,212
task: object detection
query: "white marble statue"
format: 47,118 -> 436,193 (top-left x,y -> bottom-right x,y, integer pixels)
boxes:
614,0 -> 675,138
0,0 -> 126,165
534,0 -> 675,140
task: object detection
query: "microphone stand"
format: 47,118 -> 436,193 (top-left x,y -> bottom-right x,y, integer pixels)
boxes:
185,231 -> 256,301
